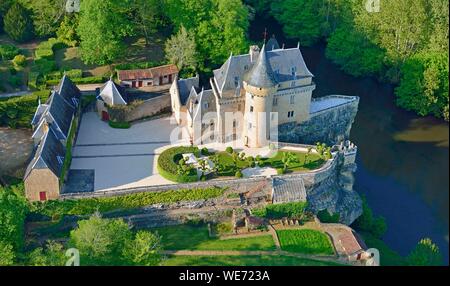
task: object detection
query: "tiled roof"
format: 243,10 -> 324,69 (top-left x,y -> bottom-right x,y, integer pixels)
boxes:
24,129 -> 66,180
117,64 -> 179,81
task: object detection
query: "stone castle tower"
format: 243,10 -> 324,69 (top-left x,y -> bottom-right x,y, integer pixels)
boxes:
242,44 -> 278,148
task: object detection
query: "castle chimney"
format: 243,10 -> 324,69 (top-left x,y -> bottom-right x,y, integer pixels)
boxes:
249,45 -> 260,63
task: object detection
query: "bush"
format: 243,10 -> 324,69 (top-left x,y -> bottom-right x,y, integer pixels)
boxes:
28,72 -> 41,90
46,76 -> 105,86
64,69 -> 83,79
317,209 -> 340,223
235,170 -> 243,178
35,48 -> 53,60
109,121 -> 130,129
225,146 -> 233,154
351,196 -> 387,238
31,187 -> 225,217
276,168 -> 285,175
157,146 -> 200,183
12,55 -> 26,67
201,147 -> 210,156
0,44 -> 20,60
253,202 -> 308,219
33,59 -> 57,75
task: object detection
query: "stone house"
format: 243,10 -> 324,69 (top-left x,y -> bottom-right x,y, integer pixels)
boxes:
25,75 -> 81,202
117,64 -> 179,88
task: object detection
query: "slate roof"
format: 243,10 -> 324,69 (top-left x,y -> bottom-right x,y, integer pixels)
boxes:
177,75 -> 200,105
57,75 -> 81,108
244,44 -> 277,88
47,91 -> 76,138
272,176 -> 307,204
213,44 -> 314,96
24,129 -> 66,180
98,79 -> 127,106
31,104 -> 49,127
266,37 -> 280,51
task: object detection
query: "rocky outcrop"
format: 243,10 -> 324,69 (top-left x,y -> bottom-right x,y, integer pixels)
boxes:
278,96 -> 359,146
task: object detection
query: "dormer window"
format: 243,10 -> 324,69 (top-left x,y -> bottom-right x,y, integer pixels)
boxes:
72,98 -> 79,107
234,76 -> 240,87
57,155 -> 64,165
291,67 -> 297,77
244,65 -> 249,71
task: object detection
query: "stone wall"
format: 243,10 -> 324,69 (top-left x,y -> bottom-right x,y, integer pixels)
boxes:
278,96 -> 359,146
125,94 -> 172,122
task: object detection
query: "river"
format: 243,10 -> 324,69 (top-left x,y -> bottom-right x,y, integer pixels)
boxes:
250,15 -> 449,263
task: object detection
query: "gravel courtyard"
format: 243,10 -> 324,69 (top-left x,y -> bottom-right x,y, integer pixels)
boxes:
68,112 -> 186,192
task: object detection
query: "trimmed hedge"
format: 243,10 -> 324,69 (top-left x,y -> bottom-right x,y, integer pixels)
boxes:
46,76 -> 105,86
251,202 -> 308,219
157,146 -> 200,183
108,120 -> 130,129
0,44 -> 20,60
31,187 -> 226,218
0,90 -> 51,128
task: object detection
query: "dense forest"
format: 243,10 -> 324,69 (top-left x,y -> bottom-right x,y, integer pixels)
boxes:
0,0 -> 448,120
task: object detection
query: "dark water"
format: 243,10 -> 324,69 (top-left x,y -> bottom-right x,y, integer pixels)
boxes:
250,15 -> 449,263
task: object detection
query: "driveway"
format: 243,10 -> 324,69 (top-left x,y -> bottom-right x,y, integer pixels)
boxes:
68,112 -> 187,192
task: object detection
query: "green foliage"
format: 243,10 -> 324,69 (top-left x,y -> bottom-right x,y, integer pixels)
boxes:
157,146 -> 199,182
12,54 -> 26,67
326,24 -> 385,77
277,229 -> 334,255
270,0 -> 322,46
0,184 -> 28,252
122,230 -> 162,266
235,170 -> 243,178
396,52 -> 449,120
351,196 -> 387,238
165,26 -> 198,73
57,14 -> 79,47
407,238 -> 443,266
164,0 -> 249,67
28,0 -> 66,38
114,60 -> 164,71
225,146 -> 234,154
70,214 -> 132,264
0,90 -> 51,128
131,0 -> 163,45
3,3 -> 34,42
31,187 -> 225,217
200,147 -> 210,156
27,240 -> 66,266
0,241 -> 15,266
108,120 -> 131,129
77,0 -> 133,64
252,202 -> 308,220
317,209 -> 340,223
0,44 -> 20,60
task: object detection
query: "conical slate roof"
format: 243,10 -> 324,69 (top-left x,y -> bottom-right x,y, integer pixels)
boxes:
244,44 -> 277,88
99,79 -> 127,106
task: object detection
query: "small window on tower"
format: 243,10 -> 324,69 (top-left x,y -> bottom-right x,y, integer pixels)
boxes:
250,106 -> 254,112
273,98 -> 278,106
234,76 -> 239,87
290,95 -> 295,104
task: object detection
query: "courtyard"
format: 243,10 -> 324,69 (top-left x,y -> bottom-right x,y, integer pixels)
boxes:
66,112 -> 184,193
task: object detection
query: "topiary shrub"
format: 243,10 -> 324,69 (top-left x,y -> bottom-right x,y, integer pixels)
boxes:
0,44 -> 20,60
225,146 -> 233,154
235,170 -> 243,178
201,147 -> 210,156
12,54 -> 26,67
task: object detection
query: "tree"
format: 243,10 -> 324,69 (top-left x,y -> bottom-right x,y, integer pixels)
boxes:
122,231 -> 162,266
407,238 -> 443,266
351,196 -> 387,238
0,241 -> 15,266
77,0 -> 133,64
396,52 -> 449,121
0,187 -> 28,251
270,0 -> 322,46
3,3 -> 34,42
28,0 -> 66,37
27,241 -> 66,266
56,14 -> 79,47
131,0 -> 162,45
281,152 -> 298,171
165,26 -> 198,75
69,213 -> 132,264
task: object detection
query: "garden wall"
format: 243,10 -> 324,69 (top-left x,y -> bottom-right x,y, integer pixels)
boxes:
125,94 -> 171,122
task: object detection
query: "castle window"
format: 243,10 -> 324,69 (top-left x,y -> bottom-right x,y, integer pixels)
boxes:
250,106 -> 254,112
291,81 -> 296,87
210,122 -> 214,131
288,111 -> 295,118
204,102 -> 209,109
248,122 -> 252,130
244,65 -> 249,71
233,120 -> 237,128
234,76 -> 239,87
290,95 -> 295,104
238,104 -> 241,110
291,67 -> 297,76
273,98 -> 278,106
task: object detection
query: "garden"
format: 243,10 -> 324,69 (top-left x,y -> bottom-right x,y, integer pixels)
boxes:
157,145 -> 331,183
276,229 -> 335,255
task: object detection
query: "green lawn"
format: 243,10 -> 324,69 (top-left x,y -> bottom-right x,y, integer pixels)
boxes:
161,255 -> 343,266
277,229 -> 335,255
153,225 -> 276,251
262,151 -> 324,171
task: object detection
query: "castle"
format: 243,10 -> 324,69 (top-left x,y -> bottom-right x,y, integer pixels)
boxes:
171,38 -> 358,148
